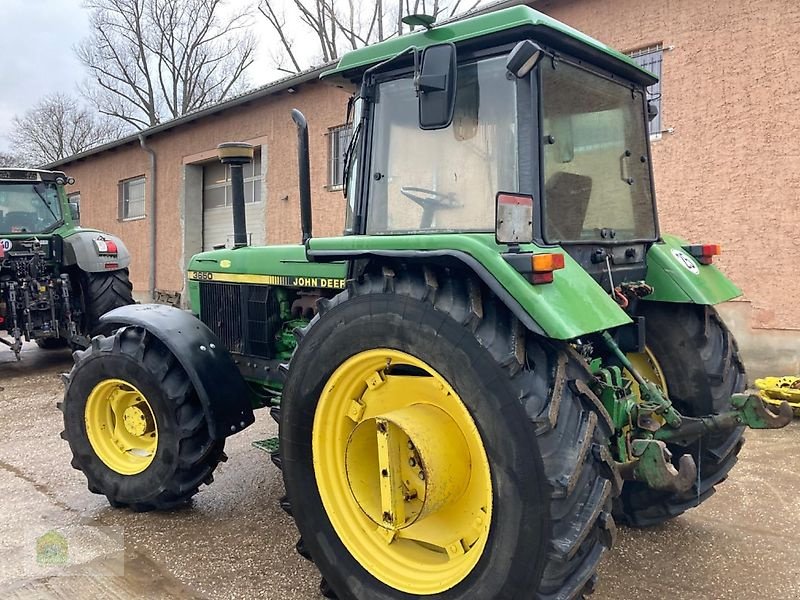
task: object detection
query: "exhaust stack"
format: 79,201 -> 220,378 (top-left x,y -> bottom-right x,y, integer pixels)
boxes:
217,142 -> 254,248
291,109 -> 313,243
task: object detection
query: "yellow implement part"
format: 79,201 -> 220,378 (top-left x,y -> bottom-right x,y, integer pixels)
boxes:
755,376 -> 800,416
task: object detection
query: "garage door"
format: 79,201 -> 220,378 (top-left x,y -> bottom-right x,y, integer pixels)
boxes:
202,151 -> 265,250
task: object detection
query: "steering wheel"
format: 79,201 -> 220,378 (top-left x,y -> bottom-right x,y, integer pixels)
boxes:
400,187 -> 459,229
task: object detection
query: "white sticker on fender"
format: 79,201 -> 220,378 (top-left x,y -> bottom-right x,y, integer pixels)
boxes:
0,239 -> 11,252
671,248 -> 699,275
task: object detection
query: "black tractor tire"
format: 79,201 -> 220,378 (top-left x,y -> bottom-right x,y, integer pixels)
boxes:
280,265 -> 619,600
36,337 -> 69,350
80,269 -> 135,333
60,326 -> 225,511
614,302 -> 746,527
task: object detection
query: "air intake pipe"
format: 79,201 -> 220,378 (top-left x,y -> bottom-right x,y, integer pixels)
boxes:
291,109 -> 313,243
217,142 -> 254,248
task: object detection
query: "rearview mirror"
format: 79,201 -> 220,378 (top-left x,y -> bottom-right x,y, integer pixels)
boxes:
69,202 -> 80,225
417,43 -> 457,130
647,101 -> 659,122
496,192 -> 534,245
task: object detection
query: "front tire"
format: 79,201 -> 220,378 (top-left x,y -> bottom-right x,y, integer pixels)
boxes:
281,266 -> 618,599
61,326 -> 224,510
614,303 -> 746,527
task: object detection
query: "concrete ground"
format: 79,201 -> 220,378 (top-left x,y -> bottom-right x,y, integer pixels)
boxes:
1,343 -> 799,600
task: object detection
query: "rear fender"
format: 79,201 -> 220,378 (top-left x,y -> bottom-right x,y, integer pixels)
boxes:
307,233 -> 633,340
644,235 -> 742,305
99,304 -> 254,439
63,230 -> 131,273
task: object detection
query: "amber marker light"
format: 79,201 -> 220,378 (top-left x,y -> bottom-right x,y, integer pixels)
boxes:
531,253 -> 565,284
684,244 -> 721,265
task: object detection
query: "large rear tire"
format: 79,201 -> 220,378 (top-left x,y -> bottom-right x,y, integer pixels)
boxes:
280,266 -> 618,599
614,303 -> 746,527
80,269 -> 135,333
61,326 -> 225,511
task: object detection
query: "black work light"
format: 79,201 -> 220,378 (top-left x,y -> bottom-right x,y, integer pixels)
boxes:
506,40 -> 544,78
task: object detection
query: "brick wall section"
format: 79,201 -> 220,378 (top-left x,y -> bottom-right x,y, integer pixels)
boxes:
538,0 -> 800,330
61,81 -> 351,294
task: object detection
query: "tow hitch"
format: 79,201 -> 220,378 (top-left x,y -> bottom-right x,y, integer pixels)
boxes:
597,332 -> 792,493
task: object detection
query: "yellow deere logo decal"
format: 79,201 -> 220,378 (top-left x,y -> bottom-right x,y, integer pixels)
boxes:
188,271 -> 346,289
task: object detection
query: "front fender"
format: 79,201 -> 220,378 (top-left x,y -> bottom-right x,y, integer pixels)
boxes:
644,235 -> 742,305
100,304 -> 254,439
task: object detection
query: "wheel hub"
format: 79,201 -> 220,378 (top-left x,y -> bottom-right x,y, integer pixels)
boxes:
84,378 -> 158,475
122,402 -> 155,437
345,404 -> 471,531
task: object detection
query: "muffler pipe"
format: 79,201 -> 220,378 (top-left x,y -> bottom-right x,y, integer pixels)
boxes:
291,109 -> 313,243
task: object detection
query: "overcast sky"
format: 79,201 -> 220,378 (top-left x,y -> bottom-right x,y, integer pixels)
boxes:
0,0 -> 298,152
0,0 -> 89,151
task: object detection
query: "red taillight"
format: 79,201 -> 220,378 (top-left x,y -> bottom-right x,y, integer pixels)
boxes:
531,253 -> 565,284
104,262 -> 119,270
684,243 -> 721,265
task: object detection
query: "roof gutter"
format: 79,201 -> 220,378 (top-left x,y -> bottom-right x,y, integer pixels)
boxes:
138,134 -> 157,300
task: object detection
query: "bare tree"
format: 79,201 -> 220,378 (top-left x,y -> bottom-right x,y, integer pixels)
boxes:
260,0 -> 482,74
8,93 -> 127,167
0,151 -> 25,168
77,0 -> 256,129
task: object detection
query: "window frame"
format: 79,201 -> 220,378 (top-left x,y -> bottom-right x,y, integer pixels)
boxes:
327,124 -> 353,191
118,175 -> 146,221
360,45 -> 522,236
627,44 -> 664,140
536,51 -> 660,246
201,152 -> 263,210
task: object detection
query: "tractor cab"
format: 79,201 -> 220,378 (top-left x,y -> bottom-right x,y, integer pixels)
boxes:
0,169 -> 73,237
330,7 -> 659,289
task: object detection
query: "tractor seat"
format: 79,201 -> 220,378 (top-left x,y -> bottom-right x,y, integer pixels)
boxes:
4,211 -> 38,233
545,172 -> 592,240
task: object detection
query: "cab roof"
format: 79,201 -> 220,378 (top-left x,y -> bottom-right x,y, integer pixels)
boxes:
0,168 -> 66,183
321,5 -> 657,86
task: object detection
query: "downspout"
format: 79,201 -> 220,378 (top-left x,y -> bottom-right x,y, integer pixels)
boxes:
139,134 -> 157,301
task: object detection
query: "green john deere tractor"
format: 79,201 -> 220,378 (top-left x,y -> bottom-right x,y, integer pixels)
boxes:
0,168 -> 133,359
61,6 -> 790,599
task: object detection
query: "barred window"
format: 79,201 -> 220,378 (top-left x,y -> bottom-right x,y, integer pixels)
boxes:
628,44 -> 663,137
328,124 -> 352,189
118,176 -> 145,220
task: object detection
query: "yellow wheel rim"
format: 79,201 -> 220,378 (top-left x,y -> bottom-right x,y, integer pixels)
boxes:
312,349 -> 492,595
85,378 -> 158,475
626,347 -> 669,399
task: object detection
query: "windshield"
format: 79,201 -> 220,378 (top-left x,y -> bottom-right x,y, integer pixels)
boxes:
366,55 -> 518,233
541,61 -> 656,242
0,182 -> 62,234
